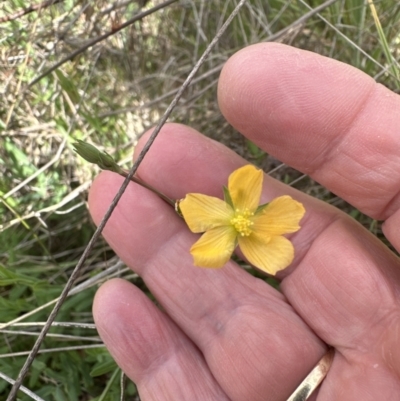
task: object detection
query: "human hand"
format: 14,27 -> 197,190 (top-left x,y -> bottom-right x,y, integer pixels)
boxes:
88,43 -> 400,400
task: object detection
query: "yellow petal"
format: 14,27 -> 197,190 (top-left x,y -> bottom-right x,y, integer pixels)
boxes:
253,195 -> 305,237
228,165 -> 263,212
238,234 -> 294,275
190,226 -> 237,268
180,193 -> 233,233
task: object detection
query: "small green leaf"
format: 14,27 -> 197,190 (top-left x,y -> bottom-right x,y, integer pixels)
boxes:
256,202 -> 269,214
90,359 -> 118,377
0,264 -> 40,287
55,69 -> 80,104
223,186 -> 234,208
246,140 -> 266,158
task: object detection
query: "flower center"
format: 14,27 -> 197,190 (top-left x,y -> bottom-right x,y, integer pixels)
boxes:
230,209 -> 254,236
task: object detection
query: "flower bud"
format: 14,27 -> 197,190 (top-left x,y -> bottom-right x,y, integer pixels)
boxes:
73,140 -> 122,174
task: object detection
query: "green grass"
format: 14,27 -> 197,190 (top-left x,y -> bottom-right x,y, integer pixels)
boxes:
1,0 -> 399,399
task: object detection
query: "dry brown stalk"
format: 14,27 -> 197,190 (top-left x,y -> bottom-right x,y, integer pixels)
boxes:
0,0 -> 65,24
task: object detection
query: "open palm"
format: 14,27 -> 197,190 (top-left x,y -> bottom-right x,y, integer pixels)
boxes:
89,43 -> 400,401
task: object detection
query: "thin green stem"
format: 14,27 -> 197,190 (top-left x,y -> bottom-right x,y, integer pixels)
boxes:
120,168 -> 175,207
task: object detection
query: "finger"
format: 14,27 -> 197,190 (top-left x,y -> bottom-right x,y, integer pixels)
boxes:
93,279 -> 230,400
89,126 -> 326,401
218,43 -> 400,222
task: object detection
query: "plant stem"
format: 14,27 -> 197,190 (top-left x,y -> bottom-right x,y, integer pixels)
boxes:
120,168 -> 176,207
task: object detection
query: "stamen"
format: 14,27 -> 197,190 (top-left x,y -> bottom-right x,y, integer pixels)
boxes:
231,208 -> 254,236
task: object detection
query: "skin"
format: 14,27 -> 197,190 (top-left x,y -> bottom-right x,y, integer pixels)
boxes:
88,43 -> 400,400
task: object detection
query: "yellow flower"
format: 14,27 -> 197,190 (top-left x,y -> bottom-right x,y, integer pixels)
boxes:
179,165 -> 305,275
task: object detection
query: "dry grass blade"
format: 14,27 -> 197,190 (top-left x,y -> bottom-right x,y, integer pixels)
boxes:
367,0 -> 400,87
0,372 -> 45,401
0,344 -> 105,359
0,0 -> 64,23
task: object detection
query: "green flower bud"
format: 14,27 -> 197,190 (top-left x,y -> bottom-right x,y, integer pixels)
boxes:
73,140 -> 122,174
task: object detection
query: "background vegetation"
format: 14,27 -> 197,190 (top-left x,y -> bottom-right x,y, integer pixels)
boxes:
1,0 -> 399,399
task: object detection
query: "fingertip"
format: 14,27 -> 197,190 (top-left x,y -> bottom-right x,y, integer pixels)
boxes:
218,42 -> 374,159
92,278 -> 140,364
92,278 -> 167,379
92,278 -> 127,324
